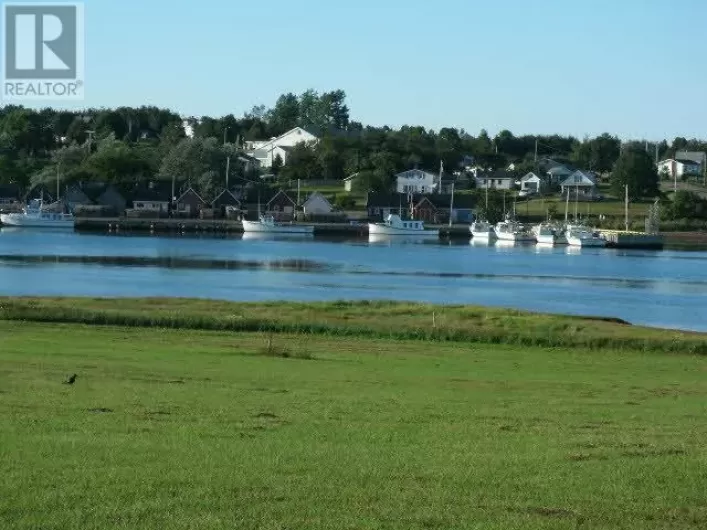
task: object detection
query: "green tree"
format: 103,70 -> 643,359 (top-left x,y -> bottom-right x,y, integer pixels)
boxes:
610,147 -> 660,200
268,93 -> 300,136
663,190 -> 707,220
271,153 -> 284,175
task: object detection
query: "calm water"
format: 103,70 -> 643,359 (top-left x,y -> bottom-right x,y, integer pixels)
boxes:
1,226 -> 706,332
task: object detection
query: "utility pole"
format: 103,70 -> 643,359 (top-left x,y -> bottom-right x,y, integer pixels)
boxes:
534,138 -> 538,164
225,155 -> 231,189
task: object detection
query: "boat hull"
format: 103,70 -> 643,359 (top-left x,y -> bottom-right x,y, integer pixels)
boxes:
0,213 -> 74,228
536,233 -> 568,245
470,226 -> 496,239
567,236 -> 606,248
241,219 -> 314,234
494,231 -> 536,243
368,224 -> 439,237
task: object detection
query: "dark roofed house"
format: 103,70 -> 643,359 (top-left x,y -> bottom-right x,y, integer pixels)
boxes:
131,182 -> 172,216
64,184 -> 94,210
265,189 -> 296,221
211,189 -> 242,219
414,194 -> 476,223
366,193 -> 408,220
176,187 -> 206,218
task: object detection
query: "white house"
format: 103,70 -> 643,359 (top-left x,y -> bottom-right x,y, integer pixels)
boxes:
246,127 -> 319,168
560,170 -> 597,197
519,172 -> 545,193
657,158 -> 701,179
302,192 -> 333,215
395,169 -> 440,194
474,172 -> 514,190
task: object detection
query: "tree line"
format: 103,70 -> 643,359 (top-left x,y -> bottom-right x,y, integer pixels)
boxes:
1,89 -> 706,202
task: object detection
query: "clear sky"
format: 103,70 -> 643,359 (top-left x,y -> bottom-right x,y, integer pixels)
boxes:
18,0 -> 707,140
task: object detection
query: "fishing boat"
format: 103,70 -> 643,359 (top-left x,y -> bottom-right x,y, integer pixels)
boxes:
470,219 -> 496,239
368,214 -> 439,237
493,218 -> 535,242
533,223 -> 567,245
565,224 -> 606,247
0,199 -> 74,228
241,214 -> 314,234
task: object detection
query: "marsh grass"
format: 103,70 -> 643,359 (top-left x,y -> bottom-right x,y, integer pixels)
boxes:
0,297 -> 704,354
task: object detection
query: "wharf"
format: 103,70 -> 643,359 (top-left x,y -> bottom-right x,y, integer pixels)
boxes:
600,230 -> 664,250
74,217 -> 471,238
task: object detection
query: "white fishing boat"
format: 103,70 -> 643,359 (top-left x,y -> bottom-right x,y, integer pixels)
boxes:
533,223 -> 567,245
0,199 -> 74,228
241,214 -> 314,234
368,214 -> 439,237
470,219 -> 496,240
565,224 -> 606,247
493,218 -> 535,242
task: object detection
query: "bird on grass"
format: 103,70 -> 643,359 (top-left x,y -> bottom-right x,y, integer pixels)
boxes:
63,374 -> 77,385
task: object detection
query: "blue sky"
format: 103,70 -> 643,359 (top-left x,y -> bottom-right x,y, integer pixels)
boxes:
18,0 -> 707,140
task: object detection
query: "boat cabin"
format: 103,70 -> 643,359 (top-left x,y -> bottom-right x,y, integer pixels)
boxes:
383,214 -> 425,230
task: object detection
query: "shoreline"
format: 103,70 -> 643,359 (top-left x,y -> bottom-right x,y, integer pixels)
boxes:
1,297 -> 705,353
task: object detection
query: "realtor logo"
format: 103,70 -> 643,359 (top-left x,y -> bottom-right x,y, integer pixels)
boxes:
2,2 -> 84,100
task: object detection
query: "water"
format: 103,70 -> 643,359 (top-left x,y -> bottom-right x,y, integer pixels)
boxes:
1,226 -> 706,332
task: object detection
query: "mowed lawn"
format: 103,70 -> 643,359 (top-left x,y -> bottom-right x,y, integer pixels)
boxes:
1,321 -> 707,529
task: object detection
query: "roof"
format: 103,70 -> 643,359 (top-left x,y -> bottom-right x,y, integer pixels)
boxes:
675,158 -> 701,166
132,182 -> 172,202
395,169 -> 438,180
303,191 -> 333,208
0,184 -> 20,198
176,187 -> 205,204
266,189 -> 295,206
475,170 -> 514,180
416,194 -> 476,209
520,172 -> 542,182
211,188 -> 241,206
560,170 -> 597,187
675,151 -> 706,164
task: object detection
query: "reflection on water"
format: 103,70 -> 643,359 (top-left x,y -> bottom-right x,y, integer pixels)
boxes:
470,238 -> 495,248
0,254 -> 333,272
241,232 -> 314,242
368,234 -> 440,246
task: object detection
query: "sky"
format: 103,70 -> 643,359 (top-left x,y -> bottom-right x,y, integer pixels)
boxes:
10,0 -> 707,140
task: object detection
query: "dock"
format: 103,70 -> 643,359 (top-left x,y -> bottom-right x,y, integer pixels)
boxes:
73,217 -> 472,238
599,230 -> 664,250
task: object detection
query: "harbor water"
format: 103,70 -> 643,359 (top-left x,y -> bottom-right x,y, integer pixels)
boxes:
0,227 -> 706,332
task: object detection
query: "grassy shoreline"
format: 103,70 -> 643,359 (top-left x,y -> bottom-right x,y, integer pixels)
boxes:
2,319 -> 707,529
1,297 -> 705,354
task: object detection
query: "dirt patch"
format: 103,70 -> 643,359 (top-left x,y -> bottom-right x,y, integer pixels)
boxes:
87,407 -> 113,414
254,412 -> 278,420
568,452 -> 609,462
621,448 -> 686,458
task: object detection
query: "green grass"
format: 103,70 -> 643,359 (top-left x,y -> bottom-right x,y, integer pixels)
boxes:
1,297 -> 706,353
2,319 -> 707,529
518,196 -> 650,219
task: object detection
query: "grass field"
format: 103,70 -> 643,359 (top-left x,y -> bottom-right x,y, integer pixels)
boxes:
2,300 -> 707,529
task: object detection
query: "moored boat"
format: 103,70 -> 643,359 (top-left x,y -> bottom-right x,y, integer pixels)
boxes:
565,224 -> 606,247
368,214 -> 439,237
0,199 -> 74,228
493,219 -> 535,242
241,214 -> 314,234
470,219 -> 496,240
533,223 -> 567,245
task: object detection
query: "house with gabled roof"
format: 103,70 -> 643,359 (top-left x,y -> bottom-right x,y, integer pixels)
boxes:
560,170 -> 598,198
246,127 -> 319,168
302,191 -> 333,215
176,187 -> 206,217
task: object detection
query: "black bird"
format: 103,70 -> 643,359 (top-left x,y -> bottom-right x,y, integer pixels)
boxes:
63,374 -> 77,385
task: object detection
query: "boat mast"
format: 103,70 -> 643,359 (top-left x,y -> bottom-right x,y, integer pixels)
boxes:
564,187 -> 570,223
448,182 -> 455,227
574,185 -> 579,221
624,184 -> 629,231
